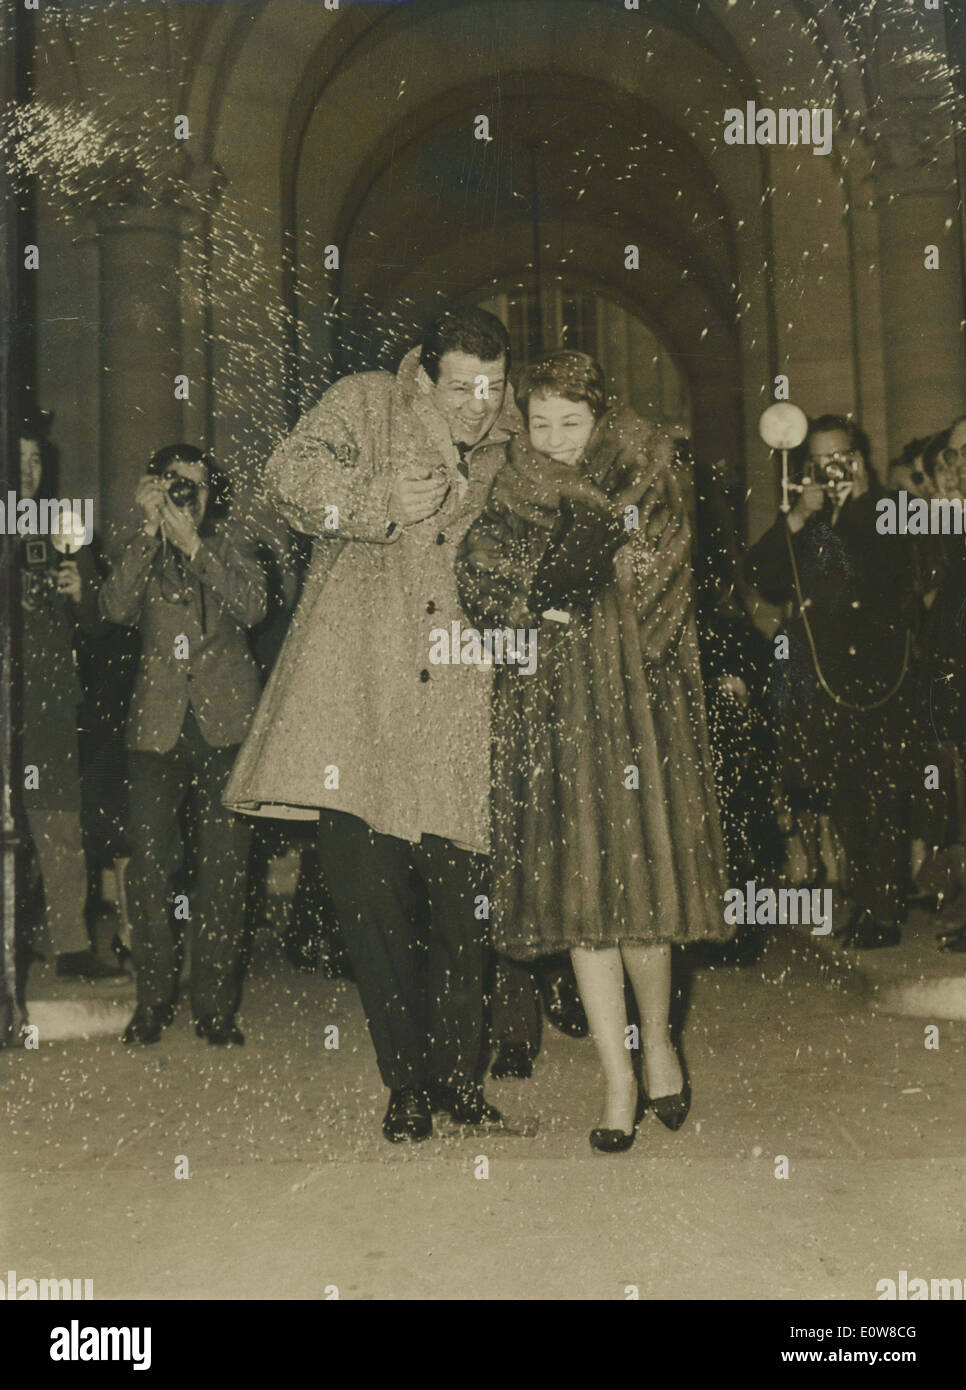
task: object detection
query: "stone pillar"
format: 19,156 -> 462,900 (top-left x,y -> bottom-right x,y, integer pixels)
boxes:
179,161 -> 228,454
872,14 -> 966,452
94,198 -> 185,536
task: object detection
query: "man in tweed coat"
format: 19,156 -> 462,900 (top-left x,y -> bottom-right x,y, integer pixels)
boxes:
225,307 -> 518,1141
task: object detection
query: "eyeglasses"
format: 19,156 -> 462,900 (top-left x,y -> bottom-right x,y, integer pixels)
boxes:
941,444 -> 966,467
807,451 -> 859,467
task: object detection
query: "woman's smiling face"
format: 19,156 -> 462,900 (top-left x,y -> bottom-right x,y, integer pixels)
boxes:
527,393 -> 596,467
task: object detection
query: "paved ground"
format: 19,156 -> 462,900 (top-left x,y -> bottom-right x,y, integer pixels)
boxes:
3,913 -> 965,1301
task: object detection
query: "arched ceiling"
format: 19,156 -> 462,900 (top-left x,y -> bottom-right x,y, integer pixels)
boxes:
284,0 -> 780,376
178,0 -> 902,490
190,0 -> 877,172
334,75 -> 738,325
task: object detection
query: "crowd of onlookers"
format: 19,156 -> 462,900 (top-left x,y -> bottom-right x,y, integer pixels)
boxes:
703,410 -> 966,954
10,397 -> 966,1056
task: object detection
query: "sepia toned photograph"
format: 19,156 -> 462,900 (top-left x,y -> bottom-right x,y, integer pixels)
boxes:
2,0 -> 965,1329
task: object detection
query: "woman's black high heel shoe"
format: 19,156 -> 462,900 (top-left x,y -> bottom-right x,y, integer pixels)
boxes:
589,1090 -> 648,1153
649,1081 -> 691,1132
112,933 -> 133,970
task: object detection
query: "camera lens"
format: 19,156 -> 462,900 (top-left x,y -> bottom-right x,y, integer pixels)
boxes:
167,476 -> 197,508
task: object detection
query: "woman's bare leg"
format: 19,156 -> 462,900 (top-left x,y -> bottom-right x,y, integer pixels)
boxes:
570,946 -> 637,1131
620,943 -> 682,1099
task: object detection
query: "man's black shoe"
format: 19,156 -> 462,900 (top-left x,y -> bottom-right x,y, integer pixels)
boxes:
57,950 -> 127,981
937,924 -> 966,952
432,1083 -> 503,1125
490,1043 -> 533,1079
539,964 -> 589,1038
842,910 -> 900,950
195,1016 -> 245,1046
122,1006 -> 164,1045
382,1087 -> 432,1143
321,948 -> 354,982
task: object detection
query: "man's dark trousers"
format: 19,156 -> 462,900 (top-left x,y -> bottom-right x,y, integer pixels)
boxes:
127,708 -> 251,1020
316,810 -> 488,1091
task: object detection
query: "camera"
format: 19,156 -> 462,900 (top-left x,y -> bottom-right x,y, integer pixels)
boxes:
164,471 -> 200,509
22,539 -> 59,604
807,451 -> 858,497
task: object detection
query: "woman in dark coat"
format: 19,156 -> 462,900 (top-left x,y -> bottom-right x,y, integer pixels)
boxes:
456,352 -> 729,1151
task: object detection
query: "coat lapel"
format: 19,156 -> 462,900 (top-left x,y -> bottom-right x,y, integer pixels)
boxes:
392,345 -> 522,488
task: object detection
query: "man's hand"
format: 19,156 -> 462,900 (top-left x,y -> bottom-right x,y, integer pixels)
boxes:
718,673 -> 749,706
135,475 -> 166,536
159,495 -> 201,558
787,479 -> 825,533
849,468 -> 868,501
389,471 -> 449,527
55,560 -> 81,602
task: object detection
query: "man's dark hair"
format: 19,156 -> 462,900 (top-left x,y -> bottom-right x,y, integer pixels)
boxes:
20,424 -> 45,449
518,350 -> 608,422
803,413 -> 872,474
20,413 -> 57,491
888,435 -> 933,473
419,305 -> 510,384
922,429 -> 950,482
147,442 -> 231,525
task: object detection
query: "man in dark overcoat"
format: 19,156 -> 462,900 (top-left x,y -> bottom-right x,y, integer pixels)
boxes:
745,414 -> 921,948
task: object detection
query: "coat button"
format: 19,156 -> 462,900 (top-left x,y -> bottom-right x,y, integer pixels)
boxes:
426,601 -> 436,614
420,669 -> 431,682
436,532 -> 446,545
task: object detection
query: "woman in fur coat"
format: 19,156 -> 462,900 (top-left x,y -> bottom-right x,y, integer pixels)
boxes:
456,352 -> 729,1152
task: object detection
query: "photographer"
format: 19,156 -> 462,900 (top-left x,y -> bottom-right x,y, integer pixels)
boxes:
16,423 -> 125,983
100,444 -> 266,1044
745,414 -> 920,949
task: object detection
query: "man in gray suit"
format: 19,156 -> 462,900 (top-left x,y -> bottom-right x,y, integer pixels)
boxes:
100,445 -> 266,1045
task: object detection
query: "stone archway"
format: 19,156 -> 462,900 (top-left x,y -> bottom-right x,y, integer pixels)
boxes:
194,0 -> 877,537
31,0 -> 962,537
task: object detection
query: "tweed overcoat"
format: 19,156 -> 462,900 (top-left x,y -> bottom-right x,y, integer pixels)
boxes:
455,407 -> 730,959
99,520 -> 266,753
224,347 -> 522,855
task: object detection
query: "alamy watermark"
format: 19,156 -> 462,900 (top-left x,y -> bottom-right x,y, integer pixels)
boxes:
876,1271 -> 965,1300
50,1320 -> 151,1371
1,493 -> 93,546
429,621 -> 538,676
875,492 -> 966,535
0,1269 -> 94,1299
724,102 -> 833,157
724,880 -> 832,934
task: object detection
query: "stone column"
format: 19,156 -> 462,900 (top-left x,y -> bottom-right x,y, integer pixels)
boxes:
94,195 -> 185,536
871,14 -> 966,452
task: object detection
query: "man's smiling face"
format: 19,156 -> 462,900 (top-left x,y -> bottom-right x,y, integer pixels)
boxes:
431,351 -> 506,448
